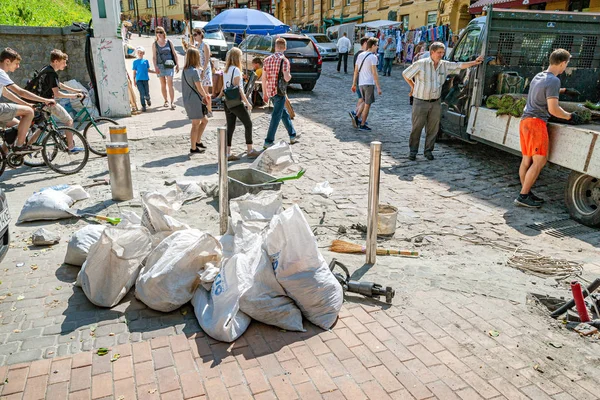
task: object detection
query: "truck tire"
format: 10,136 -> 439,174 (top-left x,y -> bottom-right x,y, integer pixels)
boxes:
565,171 -> 600,227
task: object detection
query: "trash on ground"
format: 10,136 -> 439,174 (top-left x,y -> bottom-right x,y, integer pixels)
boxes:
330,239 -> 419,257
264,204 -> 343,330
77,226 -> 152,307
488,330 -> 500,337
573,323 -> 598,336
31,228 -> 61,246
135,229 -> 222,312
65,225 -> 106,266
250,140 -> 296,173
18,189 -> 75,223
330,258 -> 395,304
312,181 -> 333,198
201,179 -> 219,198
141,189 -> 189,246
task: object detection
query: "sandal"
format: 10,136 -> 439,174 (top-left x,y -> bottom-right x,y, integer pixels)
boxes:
163,101 -> 169,108
170,103 -> 175,110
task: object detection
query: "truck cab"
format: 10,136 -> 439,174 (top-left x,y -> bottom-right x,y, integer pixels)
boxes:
439,8 -> 600,227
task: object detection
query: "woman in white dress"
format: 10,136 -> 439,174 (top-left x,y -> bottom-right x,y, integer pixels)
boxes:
192,28 -> 213,116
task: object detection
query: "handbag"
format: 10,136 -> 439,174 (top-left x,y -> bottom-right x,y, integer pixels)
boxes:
183,69 -> 209,116
223,67 -> 243,108
276,58 -> 288,96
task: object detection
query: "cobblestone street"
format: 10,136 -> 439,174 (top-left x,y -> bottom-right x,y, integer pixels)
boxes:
0,35 -> 599,399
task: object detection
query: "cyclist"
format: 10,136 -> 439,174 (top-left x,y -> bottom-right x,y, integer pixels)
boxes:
0,48 -> 55,154
32,49 -> 85,152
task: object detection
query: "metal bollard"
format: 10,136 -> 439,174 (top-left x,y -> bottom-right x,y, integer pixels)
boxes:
218,127 -> 228,235
109,125 -> 128,143
106,142 -> 133,201
366,141 -> 382,264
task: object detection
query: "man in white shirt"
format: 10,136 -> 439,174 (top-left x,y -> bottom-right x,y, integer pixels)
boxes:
336,32 -> 352,74
0,48 -> 55,154
351,38 -> 382,132
402,42 -> 482,160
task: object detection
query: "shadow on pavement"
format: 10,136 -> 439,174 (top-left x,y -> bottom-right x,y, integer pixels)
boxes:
142,155 -> 190,168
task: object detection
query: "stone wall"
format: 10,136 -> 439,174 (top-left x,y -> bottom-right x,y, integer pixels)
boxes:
0,25 -> 89,88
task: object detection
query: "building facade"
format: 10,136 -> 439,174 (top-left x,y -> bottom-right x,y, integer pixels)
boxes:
276,0 -> 440,33
120,0 -> 210,26
212,0 -> 274,15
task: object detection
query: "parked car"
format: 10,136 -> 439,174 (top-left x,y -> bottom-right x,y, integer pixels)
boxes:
306,33 -> 338,61
191,21 -> 229,61
0,188 -> 9,263
239,33 -> 322,91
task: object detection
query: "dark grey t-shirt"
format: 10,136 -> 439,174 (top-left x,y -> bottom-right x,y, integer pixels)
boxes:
522,71 -> 561,122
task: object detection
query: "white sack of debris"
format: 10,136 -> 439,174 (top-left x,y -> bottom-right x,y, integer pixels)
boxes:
65,225 -> 106,266
18,189 -> 75,223
135,229 -> 222,312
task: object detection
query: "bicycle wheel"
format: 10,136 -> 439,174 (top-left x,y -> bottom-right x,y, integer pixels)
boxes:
83,117 -> 118,156
42,127 -> 89,175
0,147 -> 6,177
23,148 -> 52,167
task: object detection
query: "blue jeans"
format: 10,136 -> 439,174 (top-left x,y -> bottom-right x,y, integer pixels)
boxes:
383,58 -> 393,75
136,80 -> 150,107
265,94 -> 296,145
377,53 -> 385,71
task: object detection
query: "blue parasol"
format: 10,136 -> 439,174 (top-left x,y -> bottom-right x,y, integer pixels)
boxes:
203,9 -> 290,35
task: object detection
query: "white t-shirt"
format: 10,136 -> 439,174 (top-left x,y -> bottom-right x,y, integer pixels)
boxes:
355,51 -> 378,86
0,69 -> 14,97
223,66 -> 242,88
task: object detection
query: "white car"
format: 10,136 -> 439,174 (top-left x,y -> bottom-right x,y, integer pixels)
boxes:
306,33 -> 338,61
0,188 -> 9,263
191,21 -> 229,61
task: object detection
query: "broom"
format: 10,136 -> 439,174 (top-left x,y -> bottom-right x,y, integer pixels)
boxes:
330,240 -> 419,257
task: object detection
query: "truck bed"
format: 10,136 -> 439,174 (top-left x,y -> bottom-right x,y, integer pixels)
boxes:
467,106 -> 600,178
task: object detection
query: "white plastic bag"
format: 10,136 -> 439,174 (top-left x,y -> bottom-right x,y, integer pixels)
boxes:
312,181 -> 334,198
250,140 -> 295,173
78,226 -> 152,307
64,225 -> 106,266
192,254 -> 252,342
18,190 -> 75,223
135,229 -> 222,312
39,184 -> 89,201
265,205 -> 343,330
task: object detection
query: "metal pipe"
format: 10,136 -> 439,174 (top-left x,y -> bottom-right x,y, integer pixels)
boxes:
571,281 -> 591,323
551,278 -> 600,318
366,141 -> 381,264
218,127 -> 228,235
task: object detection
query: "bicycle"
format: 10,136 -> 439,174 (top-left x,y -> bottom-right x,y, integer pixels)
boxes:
3,104 -> 90,176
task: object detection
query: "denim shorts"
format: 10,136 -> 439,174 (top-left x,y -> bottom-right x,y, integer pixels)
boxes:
158,65 -> 175,78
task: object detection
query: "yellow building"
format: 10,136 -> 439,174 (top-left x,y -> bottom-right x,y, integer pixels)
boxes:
276,0 -> 439,32
120,0 -> 210,25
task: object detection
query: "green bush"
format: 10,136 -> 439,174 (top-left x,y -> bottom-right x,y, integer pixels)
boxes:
0,0 -> 91,27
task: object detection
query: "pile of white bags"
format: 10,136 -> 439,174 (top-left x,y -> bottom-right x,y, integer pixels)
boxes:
64,225 -> 106,266
135,229 -> 222,312
141,189 -> 189,246
78,226 -> 152,307
18,189 -> 75,223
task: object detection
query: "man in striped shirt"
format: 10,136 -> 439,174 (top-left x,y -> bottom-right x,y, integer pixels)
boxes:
402,42 -> 483,160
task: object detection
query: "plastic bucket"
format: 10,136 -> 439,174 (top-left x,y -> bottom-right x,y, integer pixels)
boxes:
377,204 -> 398,237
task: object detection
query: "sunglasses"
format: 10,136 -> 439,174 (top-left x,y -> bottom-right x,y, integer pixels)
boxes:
193,33 -> 201,37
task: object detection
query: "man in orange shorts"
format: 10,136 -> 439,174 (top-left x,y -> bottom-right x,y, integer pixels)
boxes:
516,49 -> 584,208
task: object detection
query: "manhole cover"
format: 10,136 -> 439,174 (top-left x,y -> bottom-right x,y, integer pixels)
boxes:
526,219 -> 597,238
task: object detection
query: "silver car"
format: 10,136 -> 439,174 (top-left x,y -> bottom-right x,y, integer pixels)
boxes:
306,33 -> 338,61
0,188 -> 9,263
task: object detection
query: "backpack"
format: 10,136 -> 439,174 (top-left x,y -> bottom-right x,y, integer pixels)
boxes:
25,66 -> 52,97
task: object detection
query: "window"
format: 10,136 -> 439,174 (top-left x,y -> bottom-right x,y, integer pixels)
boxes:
401,14 -> 409,29
426,11 -> 437,27
310,0 -> 314,13
147,0 -> 152,8
331,0 -> 335,9
256,37 -> 272,51
302,0 -> 306,15
568,0 -> 590,10
169,0 -> 176,5
119,1 -> 123,11
452,27 -> 481,62
127,0 -> 133,10
346,0 -> 351,5
286,39 -> 318,56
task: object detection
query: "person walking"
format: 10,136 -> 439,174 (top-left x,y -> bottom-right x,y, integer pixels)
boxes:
383,36 -> 396,77
262,38 -> 299,148
351,37 -> 381,132
377,34 -> 385,72
348,37 -> 368,128
218,48 -> 262,161
192,28 -> 213,117
181,48 -> 211,156
132,46 -> 156,112
336,32 -> 351,74
402,42 -> 482,161
515,49 -> 583,208
152,26 -> 179,110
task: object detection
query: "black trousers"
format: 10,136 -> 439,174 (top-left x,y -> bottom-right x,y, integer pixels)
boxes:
337,52 -> 348,73
224,103 -> 253,147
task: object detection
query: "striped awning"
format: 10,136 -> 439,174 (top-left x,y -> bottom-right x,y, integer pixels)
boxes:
469,0 -> 548,14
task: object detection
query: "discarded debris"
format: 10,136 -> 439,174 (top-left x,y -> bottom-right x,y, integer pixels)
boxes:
31,228 -> 61,246
312,181 -> 334,198
548,342 -> 563,348
97,348 -> 109,356
330,240 -> 419,257
533,364 -> 544,373
350,223 -> 367,233
16,262 -> 24,268
110,353 -> 121,362
488,330 -> 500,337
573,323 -> 598,336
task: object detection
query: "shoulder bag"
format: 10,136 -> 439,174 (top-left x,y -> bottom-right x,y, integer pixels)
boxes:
155,40 -> 176,69
223,67 -> 243,108
276,58 -> 288,96
183,69 -> 208,116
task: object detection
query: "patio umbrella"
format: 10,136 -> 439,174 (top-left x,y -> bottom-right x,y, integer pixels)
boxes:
203,9 -> 290,35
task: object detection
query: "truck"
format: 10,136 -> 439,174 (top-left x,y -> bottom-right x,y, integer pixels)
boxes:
440,8 -> 600,227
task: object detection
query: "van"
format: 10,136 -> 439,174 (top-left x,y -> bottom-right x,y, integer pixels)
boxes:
191,21 -> 229,61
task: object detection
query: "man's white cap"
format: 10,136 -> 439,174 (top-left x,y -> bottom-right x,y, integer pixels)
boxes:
136,46 -> 145,53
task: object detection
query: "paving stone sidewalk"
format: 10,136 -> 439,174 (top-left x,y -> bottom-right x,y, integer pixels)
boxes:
1,289 -> 598,400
